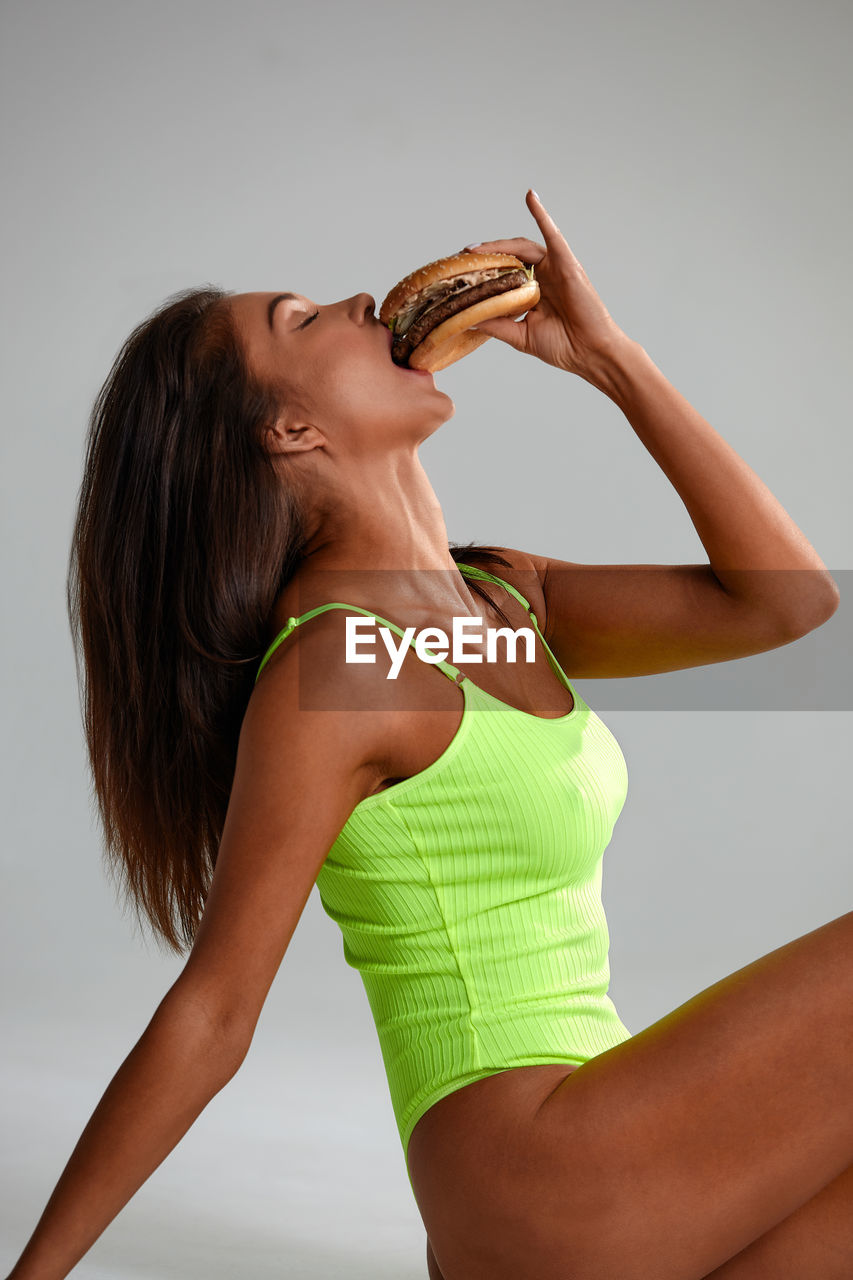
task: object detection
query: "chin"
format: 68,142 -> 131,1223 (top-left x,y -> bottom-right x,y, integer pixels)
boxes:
411,397 -> 455,445
435,395 -> 456,425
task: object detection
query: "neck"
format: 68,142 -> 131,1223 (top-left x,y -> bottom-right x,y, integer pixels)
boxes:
298,447 -> 459,574
270,448 -> 486,631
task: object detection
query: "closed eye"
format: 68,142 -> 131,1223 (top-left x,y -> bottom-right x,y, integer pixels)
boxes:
296,310 -> 319,330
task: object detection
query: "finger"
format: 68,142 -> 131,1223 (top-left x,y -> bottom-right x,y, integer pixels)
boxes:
526,188 -> 565,247
469,314 -> 528,351
459,236 -> 546,263
525,189 -> 581,266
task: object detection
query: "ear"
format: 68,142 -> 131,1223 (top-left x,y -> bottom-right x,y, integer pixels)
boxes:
263,416 -> 327,458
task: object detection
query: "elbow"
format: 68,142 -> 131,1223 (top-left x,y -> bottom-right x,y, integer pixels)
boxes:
825,575 -> 842,613
212,1029 -> 253,1083
154,987 -> 254,1087
778,581 -> 841,640
200,1016 -> 255,1085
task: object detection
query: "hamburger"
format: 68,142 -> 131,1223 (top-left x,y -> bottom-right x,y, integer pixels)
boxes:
379,252 -> 539,373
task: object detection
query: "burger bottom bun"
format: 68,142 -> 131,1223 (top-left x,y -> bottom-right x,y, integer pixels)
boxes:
407,280 -> 541,373
408,328 -> 493,372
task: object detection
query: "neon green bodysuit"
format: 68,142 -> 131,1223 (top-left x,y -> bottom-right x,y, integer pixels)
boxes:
255,563 -> 632,1180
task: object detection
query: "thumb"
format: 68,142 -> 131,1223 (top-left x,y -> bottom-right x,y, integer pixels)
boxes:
470,315 -> 527,351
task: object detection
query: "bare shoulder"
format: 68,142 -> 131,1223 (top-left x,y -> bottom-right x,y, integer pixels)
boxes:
249,604 -> 406,758
458,545 -> 548,621
173,612 -> 403,1044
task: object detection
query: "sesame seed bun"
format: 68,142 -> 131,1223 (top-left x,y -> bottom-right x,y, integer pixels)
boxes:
379,252 -> 528,325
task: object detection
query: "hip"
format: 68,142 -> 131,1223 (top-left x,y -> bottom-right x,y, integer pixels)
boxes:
407,1061 -> 583,1216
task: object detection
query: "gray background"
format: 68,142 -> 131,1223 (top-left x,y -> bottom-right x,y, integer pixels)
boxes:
1,1 -> 850,1277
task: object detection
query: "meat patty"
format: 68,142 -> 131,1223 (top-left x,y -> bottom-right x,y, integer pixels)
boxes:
391,269 -> 528,365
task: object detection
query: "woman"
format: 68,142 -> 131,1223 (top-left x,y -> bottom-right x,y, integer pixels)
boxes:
6,190 -> 847,1280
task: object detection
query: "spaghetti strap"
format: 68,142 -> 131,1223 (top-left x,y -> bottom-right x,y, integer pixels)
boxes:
255,562 -> 554,687
457,561 -> 573,694
255,601 -> 464,686
455,561 -> 533,613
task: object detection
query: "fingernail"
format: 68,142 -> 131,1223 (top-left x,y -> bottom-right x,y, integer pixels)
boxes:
529,189 -> 540,201
464,242 -> 482,250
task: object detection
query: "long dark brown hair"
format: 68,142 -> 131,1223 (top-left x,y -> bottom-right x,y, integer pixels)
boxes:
67,284 -> 515,956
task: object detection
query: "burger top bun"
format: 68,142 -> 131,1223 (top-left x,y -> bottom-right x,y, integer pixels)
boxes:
406,279 -> 540,373
379,252 -> 528,326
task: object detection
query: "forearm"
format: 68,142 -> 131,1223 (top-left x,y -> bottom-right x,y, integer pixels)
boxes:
7,992 -> 246,1280
588,337 -> 840,626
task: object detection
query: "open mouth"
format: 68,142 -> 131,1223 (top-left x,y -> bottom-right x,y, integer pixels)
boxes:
385,325 -> 432,377
398,352 -> 433,378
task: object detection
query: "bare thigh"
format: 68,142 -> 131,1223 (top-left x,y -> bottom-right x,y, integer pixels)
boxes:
416,911 -> 853,1280
703,1160 -> 853,1278
429,1164 -> 853,1280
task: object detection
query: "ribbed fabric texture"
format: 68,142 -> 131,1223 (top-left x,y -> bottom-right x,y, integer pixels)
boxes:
256,564 -> 632,1177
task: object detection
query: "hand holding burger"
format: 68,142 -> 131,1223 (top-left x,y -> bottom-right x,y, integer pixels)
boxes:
459,189 -> 634,384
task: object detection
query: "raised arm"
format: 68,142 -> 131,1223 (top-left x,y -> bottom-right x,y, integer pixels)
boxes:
461,190 -> 840,677
6,625 -> 392,1280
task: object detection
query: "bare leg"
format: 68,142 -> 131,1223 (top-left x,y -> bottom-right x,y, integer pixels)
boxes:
418,911 -> 853,1279
427,1164 -> 853,1280
703,1160 -> 853,1278
426,1235 -> 446,1280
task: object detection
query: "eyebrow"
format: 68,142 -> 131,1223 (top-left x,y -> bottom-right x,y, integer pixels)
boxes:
267,292 -> 301,329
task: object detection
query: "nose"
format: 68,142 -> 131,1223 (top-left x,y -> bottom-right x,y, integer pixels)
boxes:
348,291 -> 376,323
